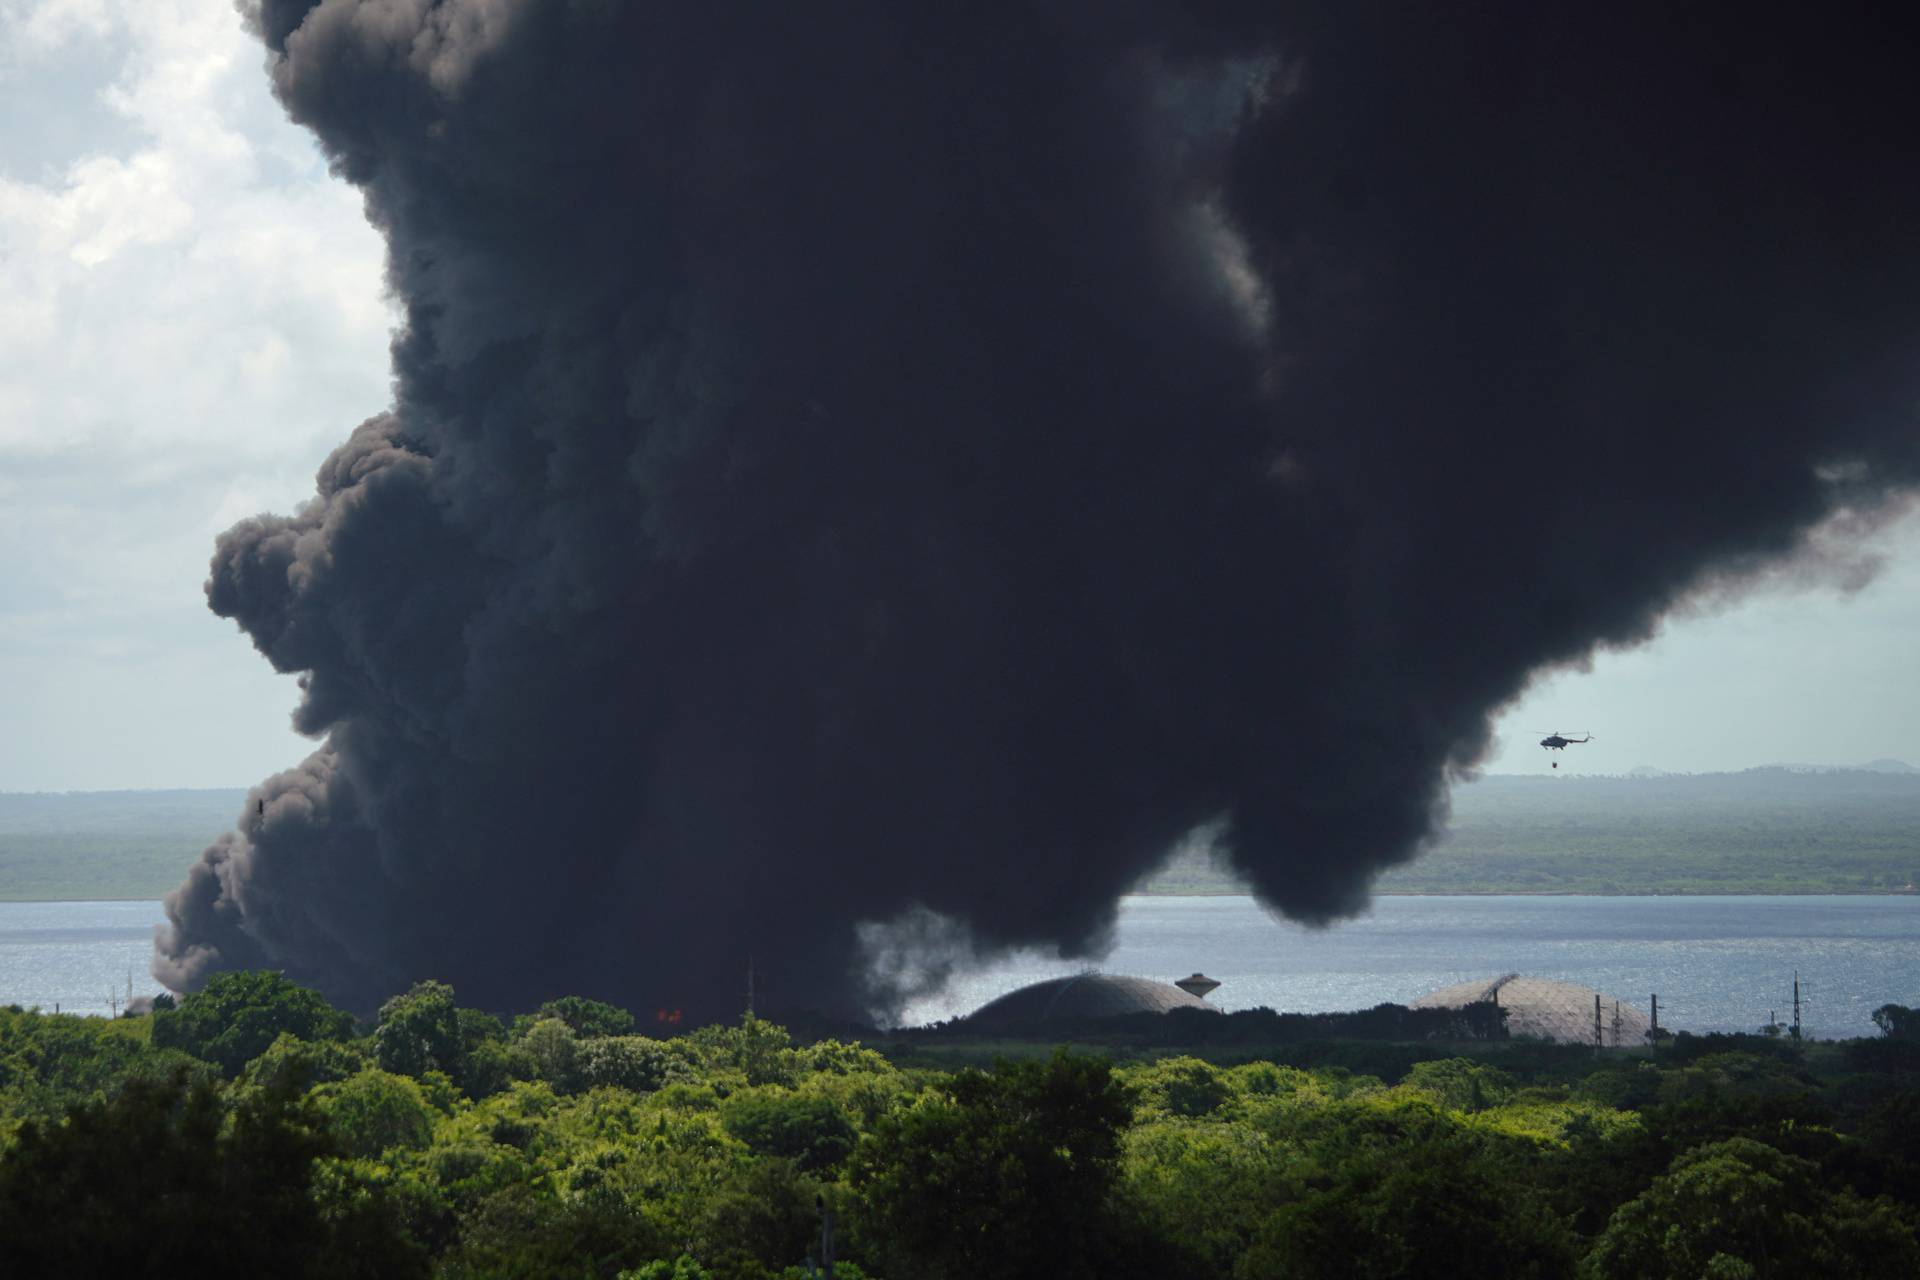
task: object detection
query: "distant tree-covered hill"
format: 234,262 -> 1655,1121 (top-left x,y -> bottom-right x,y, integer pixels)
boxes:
0,789 -> 244,901
4,769 -> 1920,900
1140,768 -> 1920,896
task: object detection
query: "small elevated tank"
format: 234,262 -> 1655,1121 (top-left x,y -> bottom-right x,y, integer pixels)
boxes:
1174,972 -> 1220,1000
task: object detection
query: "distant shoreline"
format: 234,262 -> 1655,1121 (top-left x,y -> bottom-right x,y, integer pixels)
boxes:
10,769 -> 1920,902
0,896 -> 166,904
1133,887 -> 1920,898
6,888 -> 1919,907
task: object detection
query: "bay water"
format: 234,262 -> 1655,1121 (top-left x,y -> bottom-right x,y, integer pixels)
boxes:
898,894 -> 1920,1038
4,895 -> 1916,1039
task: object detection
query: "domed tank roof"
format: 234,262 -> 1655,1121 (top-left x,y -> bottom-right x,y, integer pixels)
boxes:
1411,973 -> 1653,1046
964,972 -> 1221,1026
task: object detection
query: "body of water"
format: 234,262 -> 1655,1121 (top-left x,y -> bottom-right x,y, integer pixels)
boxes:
4,895 -> 1916,1039
0,900 -> 170,1015
897,894 -> 1920,1039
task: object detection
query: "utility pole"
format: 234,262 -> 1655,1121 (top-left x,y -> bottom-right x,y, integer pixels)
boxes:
1594,993 -> 1603,1049
1792,972 -> 1802,1041
1611,1000 -> 1622,1048
1650,993 -> 1659,1042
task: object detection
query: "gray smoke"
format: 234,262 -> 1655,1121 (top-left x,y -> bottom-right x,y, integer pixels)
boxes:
158,1 -> 1920,1021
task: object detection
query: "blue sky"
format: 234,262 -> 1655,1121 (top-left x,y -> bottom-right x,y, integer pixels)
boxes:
2,1 -> 1916,791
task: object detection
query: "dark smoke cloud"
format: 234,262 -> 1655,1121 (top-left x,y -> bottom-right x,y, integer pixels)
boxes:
159,1 -> 1920,1021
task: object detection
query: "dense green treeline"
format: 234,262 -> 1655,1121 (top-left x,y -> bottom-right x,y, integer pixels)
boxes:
5,975 -> 1920,1277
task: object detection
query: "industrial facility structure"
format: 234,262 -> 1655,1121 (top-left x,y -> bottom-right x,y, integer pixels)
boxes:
963,972 -> 1221,1028
1411,973 -> 1653,1046
956,968 -> 1661,1046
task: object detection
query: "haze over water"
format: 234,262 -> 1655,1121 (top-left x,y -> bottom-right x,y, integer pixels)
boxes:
6,896 -> 1914,1040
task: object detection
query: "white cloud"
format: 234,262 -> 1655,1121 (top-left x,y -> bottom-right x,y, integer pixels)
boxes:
1,0 -> 115,59
0,0 -> 393,789
0,0 -> 392,457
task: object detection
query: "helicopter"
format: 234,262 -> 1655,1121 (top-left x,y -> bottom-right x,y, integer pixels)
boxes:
1537,731 -> 1593,751
1536,731 -> 1593,767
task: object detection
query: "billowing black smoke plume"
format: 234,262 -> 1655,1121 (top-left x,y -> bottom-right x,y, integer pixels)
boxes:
159,1 -> 1920,1020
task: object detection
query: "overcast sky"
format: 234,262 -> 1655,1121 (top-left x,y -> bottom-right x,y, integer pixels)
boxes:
2,1 -> 1916,793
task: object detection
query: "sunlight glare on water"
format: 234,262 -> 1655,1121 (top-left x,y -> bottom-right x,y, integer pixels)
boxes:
0,901 -> 170,1014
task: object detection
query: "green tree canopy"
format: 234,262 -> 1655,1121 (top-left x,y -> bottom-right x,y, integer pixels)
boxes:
1124,1055 -> 1234,1119
849,1050 -> 1149,1280
240,1031 -> 370,1096
1586,1136 -> 1920,1280
516,1017 -> 582,1093
1402,1058 -> 1519,1113
1871,1003 -> 1920,1041
539,995 -> 637,1038
316,1068 -> 438,1160
150,971 -> 355,1078
0,1068 -> 422,1278
688,1015 -> 796,1087
577,1035 -> 682,1094
375,980 -> 461,1080
1237,1124 -> 1574,1280
723,1090 -> 857,1172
